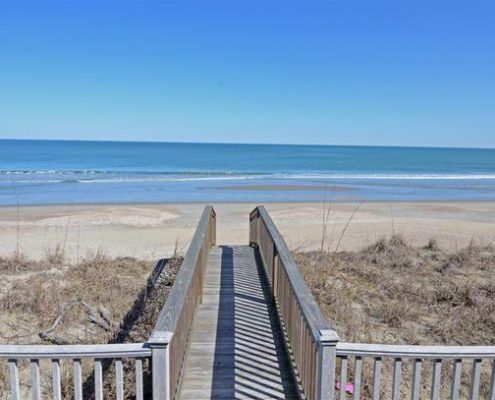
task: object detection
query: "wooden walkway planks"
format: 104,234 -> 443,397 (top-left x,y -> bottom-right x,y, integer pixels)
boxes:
178,245 -> 298,400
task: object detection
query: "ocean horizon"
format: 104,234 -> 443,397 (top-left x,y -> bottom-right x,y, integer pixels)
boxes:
1,139 -> 495,205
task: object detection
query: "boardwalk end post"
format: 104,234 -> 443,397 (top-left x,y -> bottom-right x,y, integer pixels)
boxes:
209,207 -> 216,246
149,331 -> 173,400
249,207 -> 260,247
317,329 -> 340,400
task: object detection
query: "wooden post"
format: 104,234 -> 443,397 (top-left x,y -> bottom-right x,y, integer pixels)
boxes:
9,359 -> 20,400
31,359 -> 41,400
149,331 -> 173,400
316,329 -> 339,400
73,359 -> 83,400
272,250 -> 279,303
256,212 -> 260,246
210,210 -> 216,246
249,209 -> 259,247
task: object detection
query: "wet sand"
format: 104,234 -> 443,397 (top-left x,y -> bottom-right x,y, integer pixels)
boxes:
1,202 -> 495,261
200,184 -> 353,191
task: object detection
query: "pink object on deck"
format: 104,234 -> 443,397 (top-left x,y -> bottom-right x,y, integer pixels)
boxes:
335,381 -> 355,394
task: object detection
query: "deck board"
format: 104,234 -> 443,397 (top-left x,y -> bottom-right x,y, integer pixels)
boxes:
178,245 -> 298,399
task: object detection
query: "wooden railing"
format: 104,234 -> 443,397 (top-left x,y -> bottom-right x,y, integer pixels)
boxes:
150,205 -> 216,400
0,206 -> 216,400
0,343 -> 151,399
250,205 -> 495,400
250,206 -> 340,400
336,343 -> 495,400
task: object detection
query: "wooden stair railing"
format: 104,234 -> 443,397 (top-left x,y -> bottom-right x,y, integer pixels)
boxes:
250,206 -> 340,400
149,205 -> 216,400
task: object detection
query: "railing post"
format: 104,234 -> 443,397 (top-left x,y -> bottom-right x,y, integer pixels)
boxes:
210,209 -> 216,246
272,250 -> 279,303
249,209 -> 259,247
316,329 -> 340,400
256,213 -> 260,245
148,331 -> 173,400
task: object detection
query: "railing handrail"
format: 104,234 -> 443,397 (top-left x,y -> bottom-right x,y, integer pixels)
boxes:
152,205 -> 216,337
149,205 -> 216,400
251,206 -> 339,399
337,342 -> 495,359
0,343 -> 151,359
252,206 -> 338,343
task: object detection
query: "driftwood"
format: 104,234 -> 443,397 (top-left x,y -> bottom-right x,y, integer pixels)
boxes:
39,299 -> 78,344
39,298 -> 118,344
82,301 -> 118,331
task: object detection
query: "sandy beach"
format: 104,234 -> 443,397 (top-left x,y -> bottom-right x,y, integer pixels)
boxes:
1,201 -> 494,261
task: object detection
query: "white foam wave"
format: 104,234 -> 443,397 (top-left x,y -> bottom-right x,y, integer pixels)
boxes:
275,173 -> 495,180
2,172 -> 495,184
78,175 -> 261,183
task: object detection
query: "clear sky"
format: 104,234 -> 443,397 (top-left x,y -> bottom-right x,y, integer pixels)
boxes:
0,1 -> 494,148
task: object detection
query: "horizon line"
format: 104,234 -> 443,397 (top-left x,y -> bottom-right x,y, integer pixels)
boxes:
0,137 -> 494,151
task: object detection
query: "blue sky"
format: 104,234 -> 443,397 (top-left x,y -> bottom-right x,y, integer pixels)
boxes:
0,1 -> 494,148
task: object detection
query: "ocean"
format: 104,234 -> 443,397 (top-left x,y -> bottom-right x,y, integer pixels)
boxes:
1,140 -> 494,205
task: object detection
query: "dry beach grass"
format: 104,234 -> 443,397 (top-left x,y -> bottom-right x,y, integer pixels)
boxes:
296,236 -> 495,398
0,251 -> 154,345
0,249 -> 181,398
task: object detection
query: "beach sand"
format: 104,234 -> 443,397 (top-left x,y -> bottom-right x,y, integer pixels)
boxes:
1,201 -> 495,261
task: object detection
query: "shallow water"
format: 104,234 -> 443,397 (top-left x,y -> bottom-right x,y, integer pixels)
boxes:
1,140 -> 494,205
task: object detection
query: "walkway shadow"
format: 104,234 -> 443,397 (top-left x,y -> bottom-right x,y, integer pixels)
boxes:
210,246 -> 236,398
211,246 -> 297,399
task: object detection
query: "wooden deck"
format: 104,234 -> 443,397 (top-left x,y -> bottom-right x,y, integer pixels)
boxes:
178,245 -> 298,399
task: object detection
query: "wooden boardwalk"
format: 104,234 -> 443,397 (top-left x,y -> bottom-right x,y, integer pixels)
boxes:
178,245 -> 298,399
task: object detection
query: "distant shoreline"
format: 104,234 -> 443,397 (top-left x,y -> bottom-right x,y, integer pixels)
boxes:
1,138 -> 494,151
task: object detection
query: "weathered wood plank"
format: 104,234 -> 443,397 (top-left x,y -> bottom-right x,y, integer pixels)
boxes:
135,358 -> 144,400
30,359 -> 41,400
339,356 -> 348,400
94,359 -> 103,400
431,359 -> 442,400
0,343 -> 150,359
73,359 -> 83,400
372,357 -> 382,400
115,359 -> 124,400
451,359 -> 463,400
52,359 -> 62,400
391,358 -> 401,400
411,359 -> 422,400
353,356 -> 362,400
470,359 -> 482,400
8,359 -> 20,400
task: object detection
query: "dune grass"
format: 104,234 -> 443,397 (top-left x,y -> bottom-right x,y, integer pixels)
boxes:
296,236 -> 495,345
0,250 -> 155,345
296,236 -> 495,398
0,248 -> 181,399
